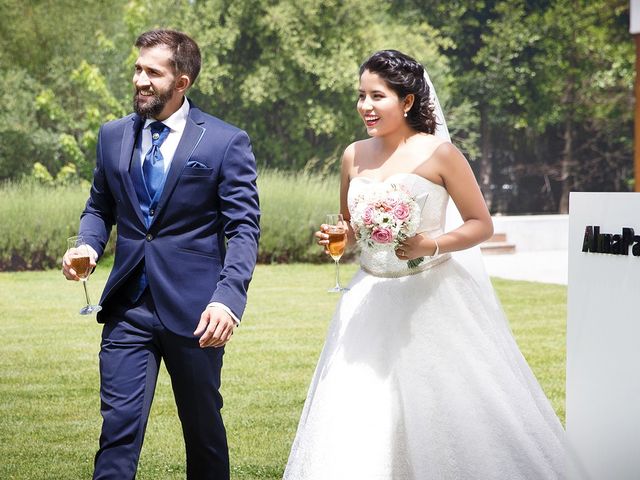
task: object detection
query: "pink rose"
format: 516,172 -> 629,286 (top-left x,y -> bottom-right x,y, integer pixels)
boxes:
362,206 -> 375,225
375,201 -> 388,212
383,196 -> 398,209
371,227 -> 393,244
392,203 -> 410,221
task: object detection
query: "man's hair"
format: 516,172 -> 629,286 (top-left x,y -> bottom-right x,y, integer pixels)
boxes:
135,30 -> 201,85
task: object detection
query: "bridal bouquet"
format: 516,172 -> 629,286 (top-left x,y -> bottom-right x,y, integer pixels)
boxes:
350,183 -> 426,268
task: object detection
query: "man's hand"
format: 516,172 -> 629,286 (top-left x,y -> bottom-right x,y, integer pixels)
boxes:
61,248 -> 97,281
194,306 -> 236,348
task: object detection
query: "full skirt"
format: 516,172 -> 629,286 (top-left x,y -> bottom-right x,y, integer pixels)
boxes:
283,258 -> 566,480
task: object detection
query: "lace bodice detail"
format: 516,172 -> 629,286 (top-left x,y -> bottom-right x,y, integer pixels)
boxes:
348,173 -> 451,277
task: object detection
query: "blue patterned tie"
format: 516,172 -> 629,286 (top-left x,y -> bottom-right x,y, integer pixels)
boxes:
143,121 -> 170,199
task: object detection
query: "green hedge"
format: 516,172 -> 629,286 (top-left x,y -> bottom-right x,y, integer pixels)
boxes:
0,171 -> 343,271
1,180 -> 90,270
257,170 -> 340,263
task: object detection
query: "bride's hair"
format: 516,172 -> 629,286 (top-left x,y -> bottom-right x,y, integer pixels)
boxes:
359,50 -> 437,134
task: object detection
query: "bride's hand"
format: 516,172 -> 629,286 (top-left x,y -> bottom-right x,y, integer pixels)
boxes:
396,233 -> 437,260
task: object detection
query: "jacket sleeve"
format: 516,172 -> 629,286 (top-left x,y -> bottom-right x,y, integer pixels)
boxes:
79,126 -> 116,259
208,130 -> 260,320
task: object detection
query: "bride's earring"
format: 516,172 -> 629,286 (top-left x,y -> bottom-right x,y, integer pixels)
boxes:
403,111 -> 408,118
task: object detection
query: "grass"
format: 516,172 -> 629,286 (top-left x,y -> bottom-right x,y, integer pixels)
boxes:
494,278 -> 567,421
0,264 -> 566,479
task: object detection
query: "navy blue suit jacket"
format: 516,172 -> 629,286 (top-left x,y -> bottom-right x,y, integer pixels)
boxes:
79,103 -> 260,337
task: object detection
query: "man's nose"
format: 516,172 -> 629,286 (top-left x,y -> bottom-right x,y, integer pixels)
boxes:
134,71 -> 150,87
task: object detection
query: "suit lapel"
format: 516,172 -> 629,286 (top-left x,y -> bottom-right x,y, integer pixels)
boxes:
119,115 -> 146,227
153,108 -> 206,218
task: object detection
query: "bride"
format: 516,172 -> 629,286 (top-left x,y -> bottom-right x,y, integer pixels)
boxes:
283,50 -> 566,479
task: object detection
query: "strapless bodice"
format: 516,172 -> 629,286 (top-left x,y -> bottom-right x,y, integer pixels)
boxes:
348,173 -> 451,277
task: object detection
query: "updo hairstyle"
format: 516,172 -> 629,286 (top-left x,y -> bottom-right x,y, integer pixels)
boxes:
359,50 -> 437,134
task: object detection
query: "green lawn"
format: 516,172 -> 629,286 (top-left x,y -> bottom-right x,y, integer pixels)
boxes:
0,264 -> 566,479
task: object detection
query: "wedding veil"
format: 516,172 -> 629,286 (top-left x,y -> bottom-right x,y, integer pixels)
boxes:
424,70 -> 498,303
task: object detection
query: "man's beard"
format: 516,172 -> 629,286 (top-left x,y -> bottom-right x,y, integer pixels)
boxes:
133,84 -> 174,118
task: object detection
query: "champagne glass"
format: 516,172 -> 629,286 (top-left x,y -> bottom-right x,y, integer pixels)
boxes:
67,235 -> 102,315
325,214 -> 349,293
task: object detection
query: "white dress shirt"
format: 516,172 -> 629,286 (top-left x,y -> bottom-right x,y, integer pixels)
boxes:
139,96 -> 190,172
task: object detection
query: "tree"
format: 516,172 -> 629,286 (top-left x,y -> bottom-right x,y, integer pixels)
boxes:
0,0 -> 451,179
396,0 -> 633,213
391,0 -> 505,208
2,0 -> 631,214
0,0 -> 131,181
532,0 -> 633,212
174,0 -> 451,170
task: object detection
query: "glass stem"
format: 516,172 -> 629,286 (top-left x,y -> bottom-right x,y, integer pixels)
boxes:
82,280 -> 91,306
334,260 -> 341,288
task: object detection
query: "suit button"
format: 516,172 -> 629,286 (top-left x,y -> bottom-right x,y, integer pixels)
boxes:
149,208 -> 155,216
146,234 -> 153,241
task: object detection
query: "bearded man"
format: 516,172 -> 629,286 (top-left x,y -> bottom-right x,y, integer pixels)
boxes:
62,29 -> 260,480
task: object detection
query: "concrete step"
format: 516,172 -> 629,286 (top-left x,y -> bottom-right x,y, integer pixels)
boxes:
481,232 -> 516,254
488,232 -> 507,243
481,241 -> 516,255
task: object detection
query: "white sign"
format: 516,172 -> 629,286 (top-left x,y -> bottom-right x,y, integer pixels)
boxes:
631,0 -> 640,34
567,192 -> 640,480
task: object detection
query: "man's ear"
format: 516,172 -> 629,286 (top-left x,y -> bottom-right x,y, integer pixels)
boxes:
175,74 -> 191,93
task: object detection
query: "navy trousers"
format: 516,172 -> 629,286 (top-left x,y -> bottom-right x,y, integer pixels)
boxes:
93,290 -> 229,480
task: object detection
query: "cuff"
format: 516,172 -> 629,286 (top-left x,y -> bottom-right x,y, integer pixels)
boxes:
207,302 -> 240,326
86,245 -> 99,263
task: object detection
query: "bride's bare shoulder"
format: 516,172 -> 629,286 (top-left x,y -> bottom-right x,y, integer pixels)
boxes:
341,142 -> 356,171
413,132 -> 447,149
350,138 -> 376,154
426,140 -> 477,190
342,139 -> 375,168
431,140 -> 467,168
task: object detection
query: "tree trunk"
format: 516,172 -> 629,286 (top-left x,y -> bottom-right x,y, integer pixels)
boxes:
559,115 -> 573,214
559,15 -> 577,214
479,103 -> 493,211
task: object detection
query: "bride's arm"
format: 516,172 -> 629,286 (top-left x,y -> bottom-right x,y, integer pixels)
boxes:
339,144 -> 357,246
403,142 -> 493,257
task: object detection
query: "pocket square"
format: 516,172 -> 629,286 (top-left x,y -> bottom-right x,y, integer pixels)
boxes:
186,160 -> 208,169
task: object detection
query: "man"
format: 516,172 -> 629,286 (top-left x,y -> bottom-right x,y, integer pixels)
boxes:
62,30 -> 260,479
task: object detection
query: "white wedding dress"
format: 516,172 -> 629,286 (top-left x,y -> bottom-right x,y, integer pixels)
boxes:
283,173 -> 566,480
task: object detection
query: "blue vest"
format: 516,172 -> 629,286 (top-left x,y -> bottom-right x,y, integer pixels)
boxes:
126,131 -> 170,300
130,132 -> 169,228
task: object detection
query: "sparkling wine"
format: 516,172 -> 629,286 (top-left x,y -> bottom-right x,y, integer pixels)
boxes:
67,235 -> 102,314
327,227 -> 346,260
70,255 -> 91,279
324,213 -> 349,293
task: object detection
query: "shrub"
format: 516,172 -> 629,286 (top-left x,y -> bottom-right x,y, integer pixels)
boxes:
257,170 -> 342,263
0,180 -> 114,271
0,170 -> 347,270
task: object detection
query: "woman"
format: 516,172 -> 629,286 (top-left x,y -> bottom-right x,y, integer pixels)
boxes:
284,50 -> 566,479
